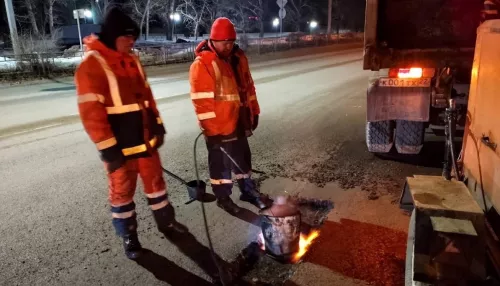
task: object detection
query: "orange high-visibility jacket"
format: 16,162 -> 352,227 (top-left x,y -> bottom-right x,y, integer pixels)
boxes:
189,40 -> 260,137
75,35 -> 165,162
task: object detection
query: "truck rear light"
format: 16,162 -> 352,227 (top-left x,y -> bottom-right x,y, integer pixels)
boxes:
388,68 -> 435,79
397,68 -> 423,78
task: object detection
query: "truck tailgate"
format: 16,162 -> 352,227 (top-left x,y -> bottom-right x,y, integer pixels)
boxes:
378,0 -> 482,49
364,0 -> 483,70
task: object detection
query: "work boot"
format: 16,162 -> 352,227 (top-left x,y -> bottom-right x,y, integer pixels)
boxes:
240,193 -> 272,210
152,203 -> 187,236
217,196 -> 241,214
123,233 -> 143,260
237,178 -> 272,209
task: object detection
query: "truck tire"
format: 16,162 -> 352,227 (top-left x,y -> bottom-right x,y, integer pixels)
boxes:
366,121 -> 394,153
395,120 -> 425,154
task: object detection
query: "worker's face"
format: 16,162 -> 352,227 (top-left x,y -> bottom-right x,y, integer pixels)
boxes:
211,40 -> 235,58
115,35 -> 136,54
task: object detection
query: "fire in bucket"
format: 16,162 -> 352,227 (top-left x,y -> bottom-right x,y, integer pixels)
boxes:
259,196 -> 320,263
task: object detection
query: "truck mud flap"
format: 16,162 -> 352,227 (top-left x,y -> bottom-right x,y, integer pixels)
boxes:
367,85 -> 431,122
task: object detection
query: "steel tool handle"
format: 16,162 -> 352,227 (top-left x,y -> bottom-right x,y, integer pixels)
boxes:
161,167 -> 188,185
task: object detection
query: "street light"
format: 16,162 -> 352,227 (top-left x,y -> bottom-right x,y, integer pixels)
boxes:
310,20 -> 318,30
84,10 -> 93,19
272,18 -> 279,50
170,13 -> 181,41
273,18 -> 280,28
73,9 -> 93,51
273,18 -> 279,37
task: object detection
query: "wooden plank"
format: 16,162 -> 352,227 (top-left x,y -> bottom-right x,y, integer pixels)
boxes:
430,216 -> 477,236
406,176 -> 483,215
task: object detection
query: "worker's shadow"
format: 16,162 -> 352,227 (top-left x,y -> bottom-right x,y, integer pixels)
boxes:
163,222 -> 237,284
166,226 -> 227,276
136,216 -> 260,285
135,249 -> 213,286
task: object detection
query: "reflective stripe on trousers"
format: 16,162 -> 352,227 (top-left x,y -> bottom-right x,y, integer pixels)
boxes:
207,136 -> 253,198
107,151 -> 167,236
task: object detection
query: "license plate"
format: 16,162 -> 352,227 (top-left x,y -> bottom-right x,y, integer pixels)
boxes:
379,78 -> 431,88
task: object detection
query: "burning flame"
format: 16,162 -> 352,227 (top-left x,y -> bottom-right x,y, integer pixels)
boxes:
292,231 -> 320,263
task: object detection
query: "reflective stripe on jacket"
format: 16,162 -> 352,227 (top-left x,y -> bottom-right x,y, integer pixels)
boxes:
189,40 -> 260,137
75,35 -> 166,161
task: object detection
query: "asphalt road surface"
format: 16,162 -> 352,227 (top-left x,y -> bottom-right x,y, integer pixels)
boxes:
0,45 -> 444,286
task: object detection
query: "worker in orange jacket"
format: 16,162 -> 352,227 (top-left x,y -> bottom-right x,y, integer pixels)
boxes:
189,18 -> 271,214
75,8 -> 183,260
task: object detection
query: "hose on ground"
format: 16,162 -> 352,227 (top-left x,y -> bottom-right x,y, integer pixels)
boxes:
193,132 -> 229,286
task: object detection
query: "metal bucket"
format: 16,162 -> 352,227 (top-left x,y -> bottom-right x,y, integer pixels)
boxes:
161,167 -> 207,204
259,196 -> 301,262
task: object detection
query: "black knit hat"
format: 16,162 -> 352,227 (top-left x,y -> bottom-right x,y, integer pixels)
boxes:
99,7 -> 140,50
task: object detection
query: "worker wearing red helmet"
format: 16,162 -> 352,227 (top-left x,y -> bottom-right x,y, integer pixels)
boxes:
75,8 -> 184,260
189,17 -> 271,213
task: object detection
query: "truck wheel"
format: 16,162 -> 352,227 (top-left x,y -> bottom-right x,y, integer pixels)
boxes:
395,120 -> 425,154
366,121 -> 394,153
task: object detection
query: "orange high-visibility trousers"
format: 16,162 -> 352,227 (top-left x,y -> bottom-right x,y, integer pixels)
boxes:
107,151 -> 169,236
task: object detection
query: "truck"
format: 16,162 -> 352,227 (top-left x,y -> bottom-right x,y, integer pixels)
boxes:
398,17 -> 500,285
363,0 -> 483,155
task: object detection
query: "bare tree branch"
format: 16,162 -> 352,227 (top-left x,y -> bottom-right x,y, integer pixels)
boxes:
227,0 -> 251,34
243,0 -> 267,37
47,0 -> 67,36
159,0 -> 176,40
24,0 -> 40,36
128,0 -> 162,40
285,0 -> 312,32
90,0 -> 117,23
176,0 -> 209,40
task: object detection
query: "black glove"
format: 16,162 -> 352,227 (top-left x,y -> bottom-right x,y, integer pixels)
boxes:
155,134 -> 165,150
252,115 -> 259,131
100,145 -> 125,174
106,155 -> 125,174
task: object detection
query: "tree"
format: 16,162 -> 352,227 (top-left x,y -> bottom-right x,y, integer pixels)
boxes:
205,0 -> 224,25
285,0 -> 312,32
327,0 -> 365,35
91,0 -> 116,24
327,0 -> 332,34
23,0 -> 41,36
204,0 -> 248,31
244,0 -> 267,38
228,0 -> 251,34
161,0 -> 177,41
177,0 -> 209,40
129,0 -> 162,40
47,0 -> 67,36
